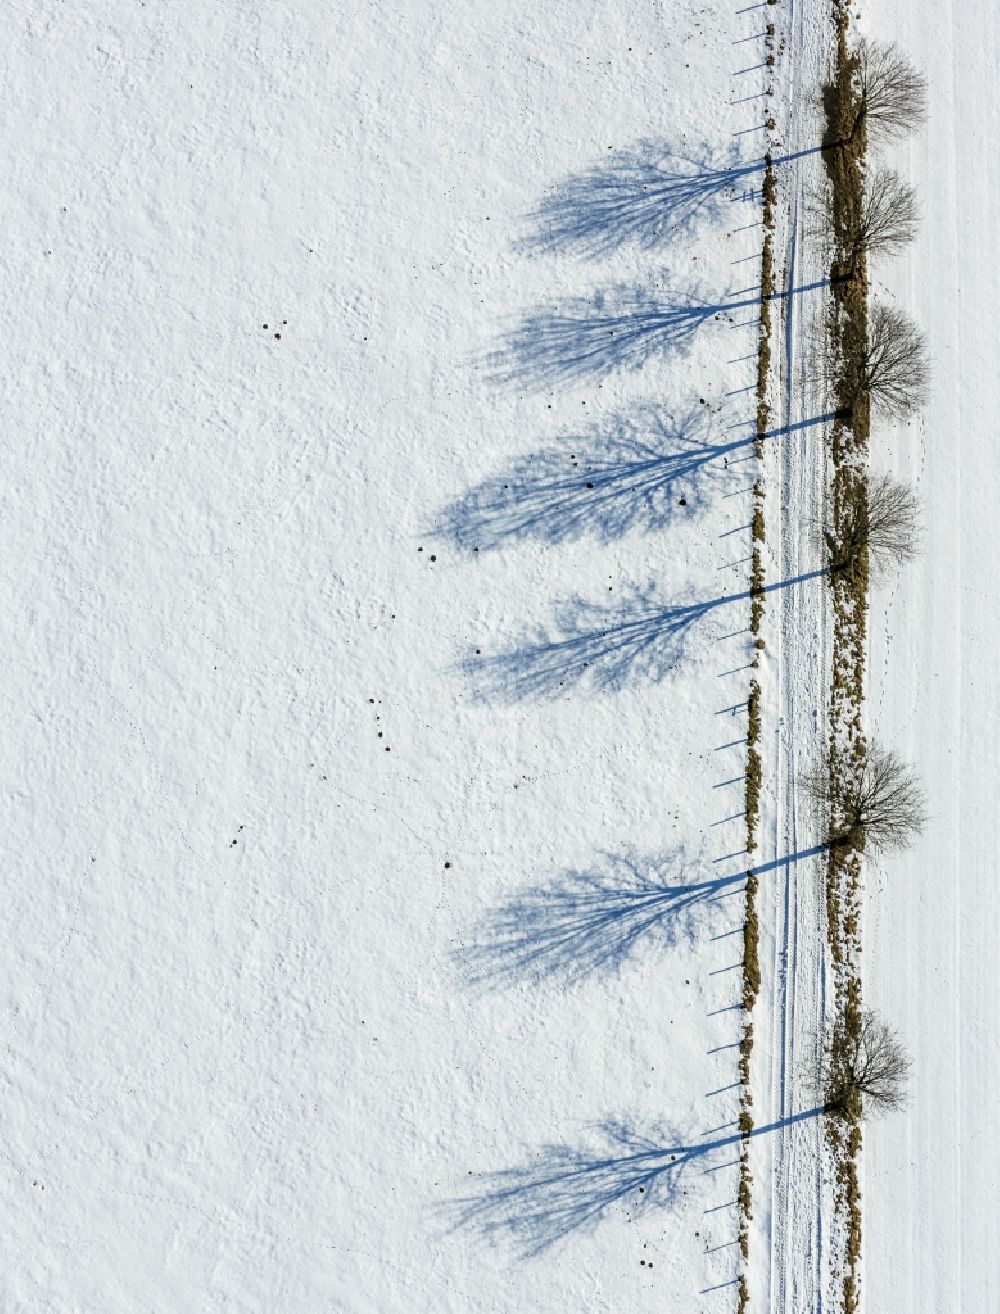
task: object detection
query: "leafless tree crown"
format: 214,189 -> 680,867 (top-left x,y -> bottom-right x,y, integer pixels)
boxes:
853,39 -> 928,143
854,167 -> 920,265
853,301 -> 930,419
803,740 -> 927,852
826,1010 -> 912,1117
828,472 -> 922,576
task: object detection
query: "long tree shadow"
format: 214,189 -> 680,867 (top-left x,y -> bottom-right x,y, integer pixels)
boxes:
458,851 -> 743,989
458,843 -> 828,990
517,142 -> 822,259
450,1107 -> 824,1256
464,570 -> 826,703
486,283 -> 746,391
434,406 -> 748,552
487,278 -> 830,391
435,410 -> 835,553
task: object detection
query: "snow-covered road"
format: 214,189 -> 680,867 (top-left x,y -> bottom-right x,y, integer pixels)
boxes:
749,3 -> 835,1312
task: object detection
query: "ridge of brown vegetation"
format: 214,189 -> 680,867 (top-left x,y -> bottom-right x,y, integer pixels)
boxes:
736,20 -> 779,1312
820,8 -> 868,1311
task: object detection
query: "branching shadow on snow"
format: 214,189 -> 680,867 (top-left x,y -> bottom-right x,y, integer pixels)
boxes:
434,406 -> 743,552
517,143 -> 823,259
463,569 -> 826,703
434,411 -> 835,553
486,278 -> 831,392
485,284 -> 747,391
458,843 -> 828,991
517,141 -> 759,258
466,585 -> 716,700
449,1108 -> 824,1257
458,852 -> 744,989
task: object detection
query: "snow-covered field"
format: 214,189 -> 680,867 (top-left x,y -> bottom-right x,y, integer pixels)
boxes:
1,2 -> 778,1309
5,0 -> 992,1310
863,1 -> 1000,1310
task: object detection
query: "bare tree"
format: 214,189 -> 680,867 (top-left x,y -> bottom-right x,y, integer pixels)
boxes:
802,740 -> 926,852
810,167 -> 918,276
851,39 -> 928,144
848,302 -> 929,419
825,1010 -> 912,1118
826,472 -> 921,576
850,167 -> 919,269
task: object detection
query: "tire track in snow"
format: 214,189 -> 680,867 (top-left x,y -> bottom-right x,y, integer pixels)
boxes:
761,0 -> 831,1307
770,188 -> 803,1314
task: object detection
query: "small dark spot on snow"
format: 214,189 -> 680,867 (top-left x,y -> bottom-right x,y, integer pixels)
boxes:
679,497 -> 687,506
274,333 -> 281,339
430,554 -> 436,562
444,861 -> 451,869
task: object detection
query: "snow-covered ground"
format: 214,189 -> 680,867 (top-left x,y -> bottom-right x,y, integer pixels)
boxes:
1,2 -> 780,1310
863,2 -> 1000,1311
8,2 -> 984,1310
748,5 -> 836,1312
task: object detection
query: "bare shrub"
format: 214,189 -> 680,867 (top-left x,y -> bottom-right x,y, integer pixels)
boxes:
851,167 -> 919,268
809,167 -> 918,274
827,472 -> 921,577
852,39 -> 927,144
850,302 -> 929,419
802,740 -> 926,852
825,1010 -> 912,1118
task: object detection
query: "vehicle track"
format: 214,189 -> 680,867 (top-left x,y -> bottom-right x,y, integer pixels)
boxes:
760,1 -> 832,1309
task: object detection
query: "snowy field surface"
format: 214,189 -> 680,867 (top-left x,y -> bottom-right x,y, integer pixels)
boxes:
2,2 -> 776,1310
8,1 -> 990,1311
863,1 -> 1000,1311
